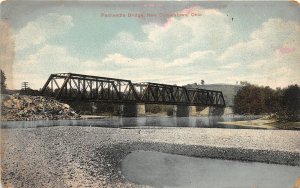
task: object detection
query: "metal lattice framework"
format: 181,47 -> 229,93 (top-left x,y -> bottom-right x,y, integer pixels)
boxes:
41,73 -> 225,107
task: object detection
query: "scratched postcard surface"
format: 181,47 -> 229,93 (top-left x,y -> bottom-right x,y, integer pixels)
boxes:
1,1 -> 300,188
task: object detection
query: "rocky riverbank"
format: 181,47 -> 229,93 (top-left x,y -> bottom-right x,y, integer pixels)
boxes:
1,94 -> 80,121
1,126 -> 299,187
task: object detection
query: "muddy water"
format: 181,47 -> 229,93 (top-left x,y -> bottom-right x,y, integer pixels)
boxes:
121,151 -> 300,188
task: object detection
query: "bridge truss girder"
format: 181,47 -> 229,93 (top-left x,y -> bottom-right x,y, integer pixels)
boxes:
41,73 -> 225,107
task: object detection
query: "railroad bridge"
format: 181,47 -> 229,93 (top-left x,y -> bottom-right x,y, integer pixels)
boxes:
41,73 -> 225,117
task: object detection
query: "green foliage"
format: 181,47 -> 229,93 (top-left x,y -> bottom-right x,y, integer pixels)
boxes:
1,69 -> 7,94
278,85 -> 300,121
233,85 -> 264,115
234,83 -> 299,122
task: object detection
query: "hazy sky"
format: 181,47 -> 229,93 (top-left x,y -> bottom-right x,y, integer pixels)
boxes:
1,1 -> 299,89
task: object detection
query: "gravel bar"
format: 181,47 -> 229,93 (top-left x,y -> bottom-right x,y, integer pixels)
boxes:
1,126 -> 300,187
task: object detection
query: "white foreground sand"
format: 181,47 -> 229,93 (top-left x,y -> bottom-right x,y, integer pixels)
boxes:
1,126 -> 300,187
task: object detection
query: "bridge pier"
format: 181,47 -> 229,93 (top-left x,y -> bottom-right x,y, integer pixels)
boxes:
120,103 -> 146,117
172,105 -> 198,117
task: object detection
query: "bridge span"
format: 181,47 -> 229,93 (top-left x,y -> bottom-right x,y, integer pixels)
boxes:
41,73 -> 225,117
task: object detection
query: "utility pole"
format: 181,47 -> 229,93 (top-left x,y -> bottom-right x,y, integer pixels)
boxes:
22,82 -> 29,91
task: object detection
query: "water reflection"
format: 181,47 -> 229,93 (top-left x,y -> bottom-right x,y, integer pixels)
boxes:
1,115 -> 261,129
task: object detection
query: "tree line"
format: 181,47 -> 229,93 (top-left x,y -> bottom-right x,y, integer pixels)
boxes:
233,83 -> 299,122
1,69 -> 7,94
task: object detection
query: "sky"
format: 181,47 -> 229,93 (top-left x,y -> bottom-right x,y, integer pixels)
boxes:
0,0 -> 300,89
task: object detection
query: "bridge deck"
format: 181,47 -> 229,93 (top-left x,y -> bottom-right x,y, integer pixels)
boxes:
41,73 -> 225,107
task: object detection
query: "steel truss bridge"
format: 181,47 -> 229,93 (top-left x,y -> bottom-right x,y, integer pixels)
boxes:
41,73 -> 225,107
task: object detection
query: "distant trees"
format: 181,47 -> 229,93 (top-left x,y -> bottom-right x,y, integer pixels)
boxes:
233,83 -> 299,121
1,69 -> 7,94
279,85 -> 300,121
240,81 -> 250,86
234,85 -> 263,115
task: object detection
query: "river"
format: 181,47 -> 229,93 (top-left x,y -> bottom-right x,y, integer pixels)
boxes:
122,151 -> 300,188
1,115 -> 262,129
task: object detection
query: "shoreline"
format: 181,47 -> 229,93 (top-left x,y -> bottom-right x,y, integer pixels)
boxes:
218,118 -> 300,130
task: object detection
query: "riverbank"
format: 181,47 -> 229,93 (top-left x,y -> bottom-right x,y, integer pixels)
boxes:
1,126 -> 299,187
1,94 -> 80,121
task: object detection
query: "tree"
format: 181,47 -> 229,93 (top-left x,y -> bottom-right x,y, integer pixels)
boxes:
240,81 -> 250,86
279,85 -> 300,121
201,80 -> 205,85
262,86 -> 276,113
233,84 -> 265,115
233,83 -> 299,122
1,69 -> 7,94
263,86 -> 282,113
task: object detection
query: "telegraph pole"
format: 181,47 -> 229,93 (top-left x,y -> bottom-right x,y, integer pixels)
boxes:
22,82 -> 29,92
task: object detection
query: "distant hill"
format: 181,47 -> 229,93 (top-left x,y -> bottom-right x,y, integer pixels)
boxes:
184,83 -> 242,107
5,89 -> 20,95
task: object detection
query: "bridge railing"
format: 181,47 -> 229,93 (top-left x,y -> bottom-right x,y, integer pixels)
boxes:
41,73 -> 225,107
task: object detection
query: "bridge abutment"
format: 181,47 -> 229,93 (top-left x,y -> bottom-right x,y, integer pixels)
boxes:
120,103 -> 146,117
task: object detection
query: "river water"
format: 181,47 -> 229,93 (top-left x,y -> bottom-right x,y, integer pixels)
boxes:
1,115 -> 262,129
122,151 -> 300,188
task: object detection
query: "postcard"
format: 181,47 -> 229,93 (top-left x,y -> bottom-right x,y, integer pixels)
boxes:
1,1 -> 300,187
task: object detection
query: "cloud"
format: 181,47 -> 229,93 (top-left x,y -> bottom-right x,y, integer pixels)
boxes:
15,45 -> 78,70
220,63 -> 240,70
218,18 -> 300,88
103,6 -> 233,60
166,50 -> 216,68
219,18 -> 300,64
0,21 -> 15,88
91,50 -> 226,85
14,13 -> 73,51
13,45 -> 97,89
12,8 -> 300,89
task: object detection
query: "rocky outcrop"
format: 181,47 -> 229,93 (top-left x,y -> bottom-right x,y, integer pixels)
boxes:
1,94 -> 80,121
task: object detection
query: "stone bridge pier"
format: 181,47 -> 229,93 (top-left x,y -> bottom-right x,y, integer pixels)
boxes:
173,105 -> 197,117
173,106 -> 225,117
120,104 -> 225,117
120,103 -> 146,117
